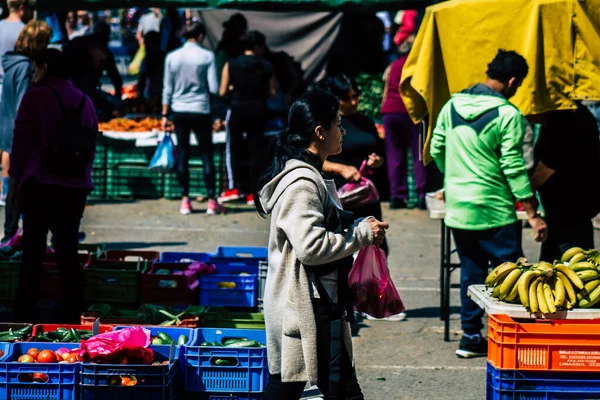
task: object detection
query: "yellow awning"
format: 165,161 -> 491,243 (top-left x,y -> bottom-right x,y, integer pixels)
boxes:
400,0 -> 600,164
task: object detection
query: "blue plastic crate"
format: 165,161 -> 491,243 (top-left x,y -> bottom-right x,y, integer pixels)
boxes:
159,252 -> 213,263
213,247 -> 267,260
0,342 -> 10,360
79,345 -> 179,400
199,393 -> 262,400
486,362 -> 600,399
199,274 -> 256,308
113,326 -> 196,347
184,328 -> 267,393
0,342 -> 79,400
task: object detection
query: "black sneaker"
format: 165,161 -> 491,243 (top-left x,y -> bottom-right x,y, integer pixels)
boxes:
455,335 -> 488,358
390,198 -> 408,209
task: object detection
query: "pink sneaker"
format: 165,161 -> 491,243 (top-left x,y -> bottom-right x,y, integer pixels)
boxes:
218,188 -> 242,204
179,199 -> 192,215
207,199 -> 226,215
246,194 -> 255,206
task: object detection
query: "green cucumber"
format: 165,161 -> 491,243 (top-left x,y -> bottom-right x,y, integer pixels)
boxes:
213,358 -> 237,366
157,332 -> 174,343
224,340 -> 261,348
152,337 -> 164,345
222,338 -> 247,346
177,335 -> 188,346
200,341 -> 213,347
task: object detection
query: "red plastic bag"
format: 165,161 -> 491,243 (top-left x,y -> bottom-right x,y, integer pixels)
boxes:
337,161 -> 380,209
349,245 -> 405,319
83,326 -> 154,364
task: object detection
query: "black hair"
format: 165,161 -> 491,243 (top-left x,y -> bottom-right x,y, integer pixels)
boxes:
486,49 -> 529,83
183,22 -> 206,40
254,88 -> 340,216
243,30 -> 266,51
324,73 -> 359,101
35,48 -> 71,79
223,13 -> 248,33
144,31 -> 161,54
93,21 -> 111,44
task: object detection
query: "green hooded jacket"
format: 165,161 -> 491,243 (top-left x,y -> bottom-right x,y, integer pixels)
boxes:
430,84 -> 533,230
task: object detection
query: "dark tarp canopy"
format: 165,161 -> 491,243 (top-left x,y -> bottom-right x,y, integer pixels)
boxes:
35,0 -> 434,12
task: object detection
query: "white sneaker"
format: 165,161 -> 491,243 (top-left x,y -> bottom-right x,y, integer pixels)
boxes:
365,312 -> 407,321
0,194 -> 6,207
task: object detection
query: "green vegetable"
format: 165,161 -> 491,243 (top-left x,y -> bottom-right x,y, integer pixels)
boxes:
212,341 -> 223,347
70,328 -> 81,342
225,340 -> 261,348
223,338 -> 247,346
157,332 -> 173,344
152,337 -> 164,345
213,358 -> 237,366
177,335 -> 188,346
200,341 -> 213,347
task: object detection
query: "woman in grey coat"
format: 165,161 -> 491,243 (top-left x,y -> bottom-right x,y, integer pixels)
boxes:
0,20 -> 51,240
255,88 -> 389,399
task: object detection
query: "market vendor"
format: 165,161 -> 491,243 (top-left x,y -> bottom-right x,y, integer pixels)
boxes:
530,104 -> 600,261
430,50 -> 548,359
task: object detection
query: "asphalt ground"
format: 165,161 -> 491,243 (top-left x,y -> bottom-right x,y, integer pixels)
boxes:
6,199 -> 600,399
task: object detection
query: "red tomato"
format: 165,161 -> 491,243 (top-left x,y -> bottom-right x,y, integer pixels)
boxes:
37,350 -> 57,364
66,353 -> 79,364
27,348 -> 39,360
18,355 -> 35,363
33,373 -> 48,383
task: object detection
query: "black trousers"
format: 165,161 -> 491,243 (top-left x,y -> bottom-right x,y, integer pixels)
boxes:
173,112 -> 215,198
263,301 -> 364,400
227,105 -> 266,195
540,215 -> 595,262
14,180 -> 88,323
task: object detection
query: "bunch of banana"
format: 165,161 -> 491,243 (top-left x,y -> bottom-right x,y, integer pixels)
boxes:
561,247 -> 600,268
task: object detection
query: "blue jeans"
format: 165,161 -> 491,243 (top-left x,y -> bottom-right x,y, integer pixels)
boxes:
452,222 -> 523,335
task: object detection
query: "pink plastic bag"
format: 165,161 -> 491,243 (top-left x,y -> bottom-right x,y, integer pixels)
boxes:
349,245 -> 405,319
83,326 -> 153,364
337,161 -> 380,209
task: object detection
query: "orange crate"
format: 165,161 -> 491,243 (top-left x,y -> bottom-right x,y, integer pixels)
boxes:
488,314 -> 600,372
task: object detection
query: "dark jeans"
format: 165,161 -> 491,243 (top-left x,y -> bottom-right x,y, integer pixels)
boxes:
228,105 -> 266,195
4,186 -> 20,239
540,215 -> 594,262
346,201 -> 388,256
13,180 -> 88,323
173,113 -> 215,198
452,222 -> 523,335
383,113 -> 427,200
263,301 -> 364,400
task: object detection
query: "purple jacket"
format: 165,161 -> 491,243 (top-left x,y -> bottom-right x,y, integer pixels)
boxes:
9,77 -> 98,189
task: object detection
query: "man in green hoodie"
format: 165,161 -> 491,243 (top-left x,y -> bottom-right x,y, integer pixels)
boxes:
430,49 -> 548,358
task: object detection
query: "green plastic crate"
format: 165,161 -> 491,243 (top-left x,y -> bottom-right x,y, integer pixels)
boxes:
196,307 -> 265,329
78,243 -> 107,259
0,261 -> 20,302
83,261 -> 141,305
163,150 -> 225,200
106,163 -> 164,199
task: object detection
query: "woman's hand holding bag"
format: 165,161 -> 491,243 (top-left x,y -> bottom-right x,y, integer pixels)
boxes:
337,160 -> 380,209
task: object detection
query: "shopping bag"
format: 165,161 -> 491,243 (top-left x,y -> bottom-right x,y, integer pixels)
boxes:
128,44 -> 146,75
82,326 -> 154,364
149,133 -> 176,172
348,245 -> 405,319
337,160 -> 380,209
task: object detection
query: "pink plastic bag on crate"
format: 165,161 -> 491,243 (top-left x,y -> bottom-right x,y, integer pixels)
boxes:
337,160 -> 380,209
349,245 -> 405,319
83,326 -> 154,364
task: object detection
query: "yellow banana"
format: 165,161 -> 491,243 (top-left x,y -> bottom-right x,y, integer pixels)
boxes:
555,271 -> 577,304
565,301 -> 573,310
568,253 -> 587,266
579,284 -> 600,308
570,261 -> 597,272
554,264 -> 584,290
553,277 -> 566,308
576,270 -> 600,282
485,262 -> 518,286
562,247 -> 584,263
536,263 -> 553,272
529,278 -> 540,313
505,278 -> 520,303
537,279 -> 550,314
492,275 -> 507,298
582,279 -> 600,297
543,283 -> 557,314
518,270 -> 540,308
499,269 -> 522,300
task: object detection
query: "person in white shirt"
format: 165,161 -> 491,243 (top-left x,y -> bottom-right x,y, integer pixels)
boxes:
162,22 -> 224,215
136,8 -> 162,45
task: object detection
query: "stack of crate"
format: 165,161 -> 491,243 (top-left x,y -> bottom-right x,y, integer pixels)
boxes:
486,313 -> 600,399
